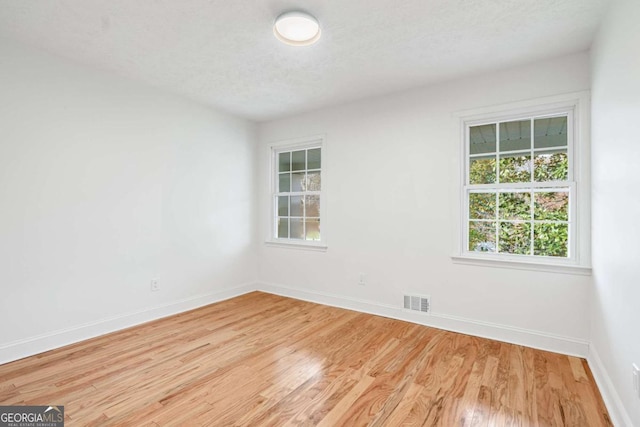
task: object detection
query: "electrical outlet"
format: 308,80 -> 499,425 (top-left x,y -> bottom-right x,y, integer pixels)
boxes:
150,279 -> 159,292
358,273 -> 366,286
633,364 -> 640,399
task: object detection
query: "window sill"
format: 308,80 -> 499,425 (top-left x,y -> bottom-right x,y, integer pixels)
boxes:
451,255 -> 591,276
265,241 -> 328,252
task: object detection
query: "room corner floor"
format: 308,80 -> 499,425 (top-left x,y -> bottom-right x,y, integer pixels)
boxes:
0,292 -> 611,426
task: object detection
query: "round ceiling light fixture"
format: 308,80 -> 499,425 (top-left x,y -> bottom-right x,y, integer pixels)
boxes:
274,11 -> 321,46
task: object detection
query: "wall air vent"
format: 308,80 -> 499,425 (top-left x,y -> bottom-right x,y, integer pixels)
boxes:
403,294 -> 430,314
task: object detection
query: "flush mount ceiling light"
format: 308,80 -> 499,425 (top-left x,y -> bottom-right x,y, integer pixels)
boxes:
274,11 -> 321,46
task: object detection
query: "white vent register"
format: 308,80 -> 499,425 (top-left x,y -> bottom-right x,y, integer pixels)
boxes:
403,295 -> 430,314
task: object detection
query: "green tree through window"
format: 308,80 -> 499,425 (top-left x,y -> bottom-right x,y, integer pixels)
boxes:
466,115 -> 572,258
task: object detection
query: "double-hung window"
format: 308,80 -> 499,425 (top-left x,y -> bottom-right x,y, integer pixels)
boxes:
458,94 -> 590,271
269,137 -> 324,247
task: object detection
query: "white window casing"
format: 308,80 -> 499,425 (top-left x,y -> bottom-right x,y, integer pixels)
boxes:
265,135 -> 327,251
451,92 -> 591,275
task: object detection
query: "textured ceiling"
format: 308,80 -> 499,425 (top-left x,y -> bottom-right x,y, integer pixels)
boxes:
0,0 -> 609,121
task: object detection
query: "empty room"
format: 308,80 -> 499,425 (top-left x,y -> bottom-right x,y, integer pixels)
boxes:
0,0 -> 638,425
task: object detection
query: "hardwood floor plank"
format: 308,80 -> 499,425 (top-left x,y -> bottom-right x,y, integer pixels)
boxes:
377,382 -> 424,427
315,374 -> 376,427
0,292 -> 611,426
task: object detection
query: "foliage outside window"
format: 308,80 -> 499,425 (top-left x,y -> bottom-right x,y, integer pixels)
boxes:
466,114 -> 573,258
272,143 -> 322,243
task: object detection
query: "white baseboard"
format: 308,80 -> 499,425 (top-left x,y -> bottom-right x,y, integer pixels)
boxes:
1,280 -> 590,365
588,345 -> 634,427
4,280 -> 626,424
256,282 -> 590,358
0,283 -> 255,365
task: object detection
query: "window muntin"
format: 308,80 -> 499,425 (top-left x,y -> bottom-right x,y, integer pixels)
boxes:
273,145 -> 322,242
465,113 -> 573,259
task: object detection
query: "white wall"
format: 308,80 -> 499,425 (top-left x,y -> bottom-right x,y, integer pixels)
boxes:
590,0 -> 640,425
258,53 -> 593,355
2,16 -> 633,422
0,39 -> 257,362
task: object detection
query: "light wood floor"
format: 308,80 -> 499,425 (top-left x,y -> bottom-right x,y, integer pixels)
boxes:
0,292 -> 610,426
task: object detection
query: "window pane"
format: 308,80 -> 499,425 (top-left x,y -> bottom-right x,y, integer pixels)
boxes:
277,218 -> 289,238
305,195 -> 320,217
469,124 -> 496,155
500,120 -> 531,152
469,193 -> 496,220
278,173 -> 290,192
534,117 -> 567,149
469,157 -> 496,184
534,223 -> 568,257
498,222 -> 531,255
278,152 -> 291,172
308,148 -> 321,169
292,172 -> 305,192
273,144 -> 323,243
534,191 -> 569,221
307,171 -> 321,191
278,196 -> 289,216
534,150 -> 568,182
464,113 -> 573,260
499,154 -> 531,183
499,192 -> 531,220
469,221 -> 496,252
292,150 -> 306,171
290,218 -> 304,239
305,219 -> 320,241
290,195 -> 303,216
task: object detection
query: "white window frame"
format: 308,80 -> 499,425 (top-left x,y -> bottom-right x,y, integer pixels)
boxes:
452,92 -> 591,275
265,135 -> 327,251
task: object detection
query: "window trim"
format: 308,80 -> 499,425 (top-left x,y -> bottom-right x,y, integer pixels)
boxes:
452,92 -> 591,274
266,135 -> 327,249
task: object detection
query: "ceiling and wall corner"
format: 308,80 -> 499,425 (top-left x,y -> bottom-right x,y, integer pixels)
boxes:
0,0 -> 609,121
